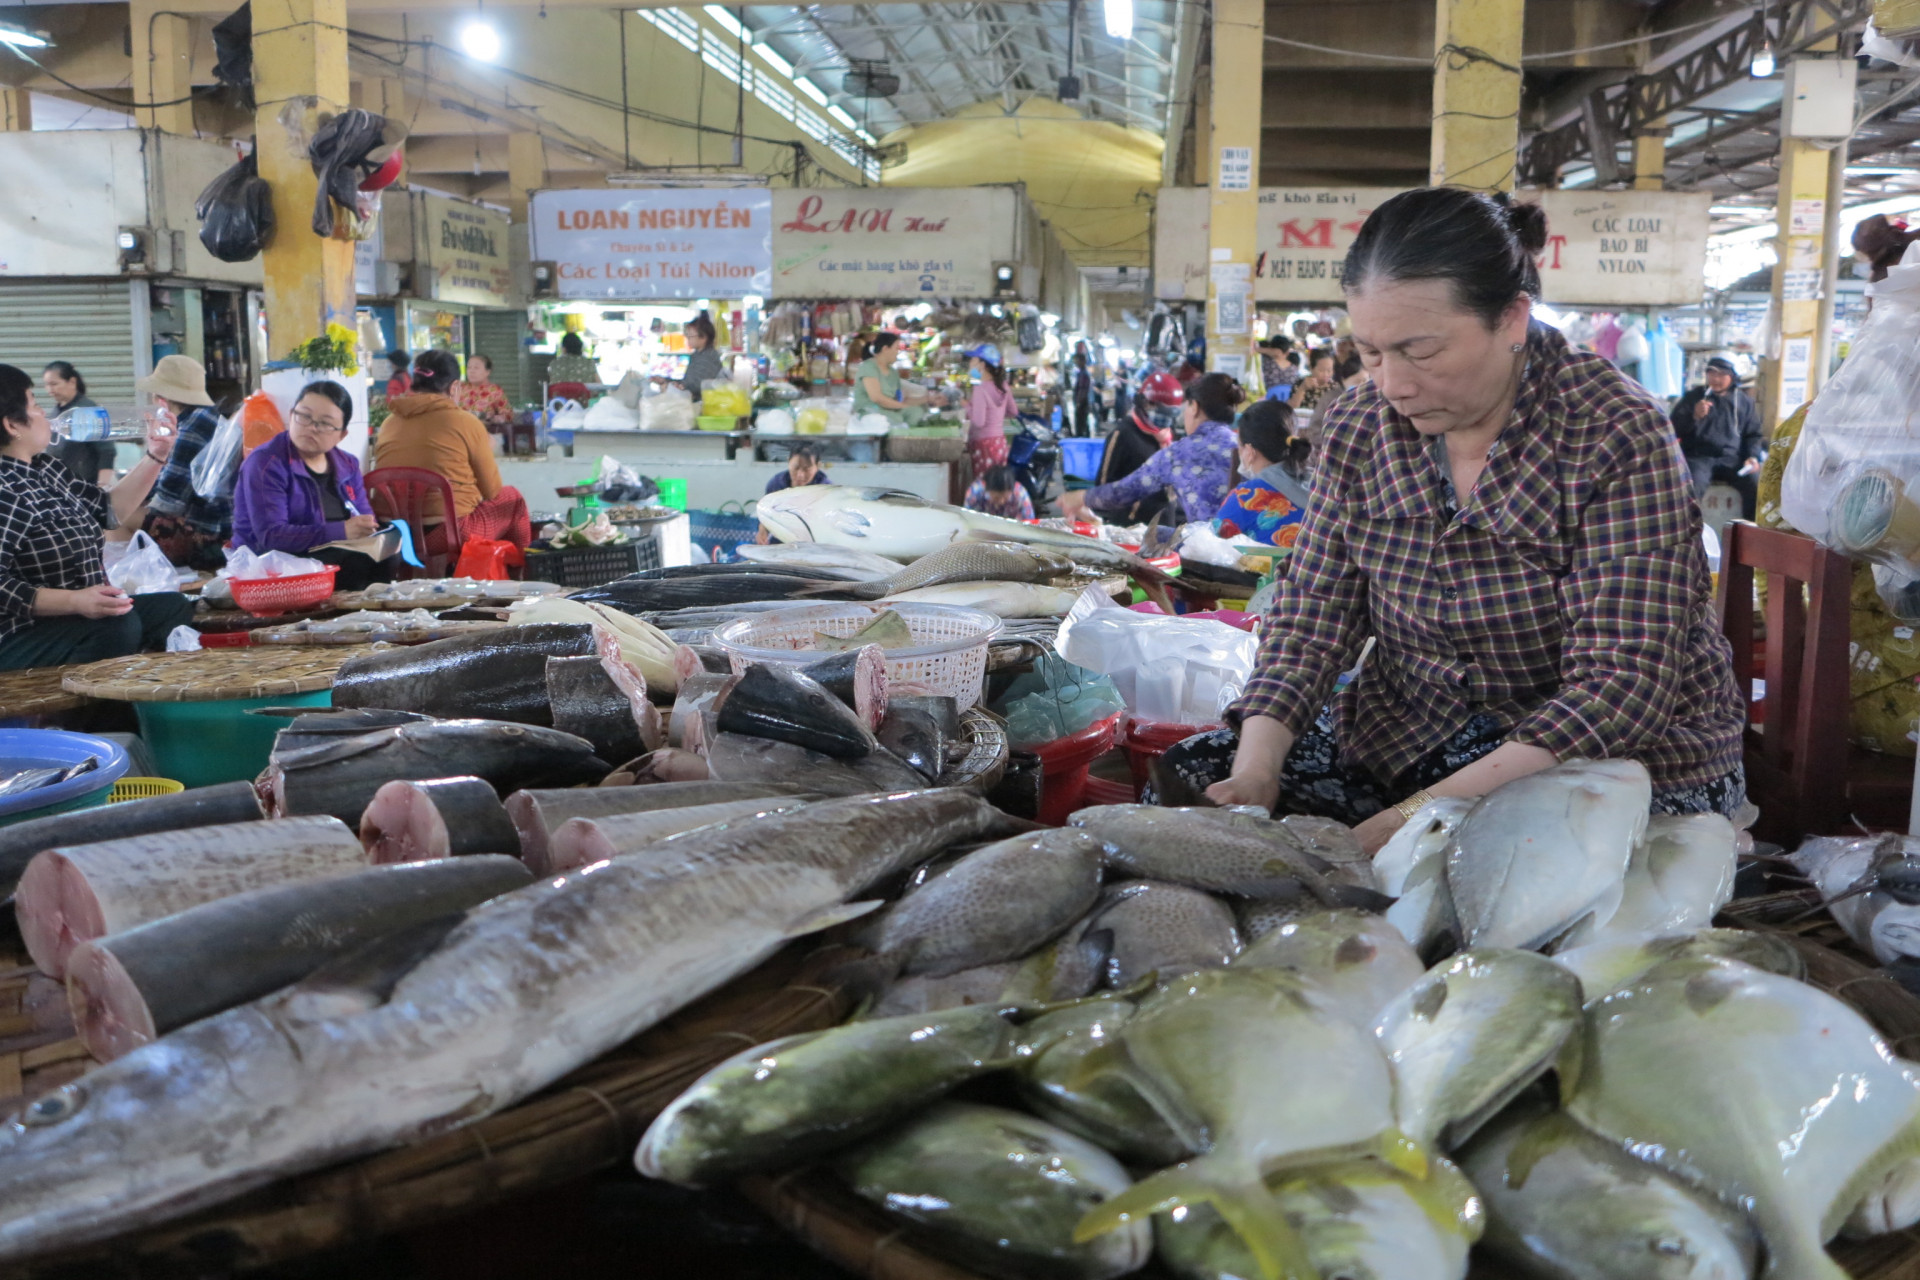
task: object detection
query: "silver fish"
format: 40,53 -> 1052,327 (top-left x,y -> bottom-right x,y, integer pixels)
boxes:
1082,880 -> 1243,988
849,542 -> 1076,599
881,581 -> 1084,617
1069,805 -> 1378,908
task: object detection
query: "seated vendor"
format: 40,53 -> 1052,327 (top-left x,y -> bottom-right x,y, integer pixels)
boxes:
372,350 -> 531,547
1162,187 -> 1745,855
0,363 -> 193,671
140,355 -> 233,571
765,444 -> 830,495
232,381 -> 392,592
964,464 -> 1035,522
1061,372 -> 1242,528
1213,400 -> 1312,548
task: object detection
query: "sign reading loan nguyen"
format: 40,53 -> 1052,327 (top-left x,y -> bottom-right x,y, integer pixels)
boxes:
530,188 -> 772,300
1154,186 -> 1711,307
770,188 -> 1002,299
421,193 -> 512,307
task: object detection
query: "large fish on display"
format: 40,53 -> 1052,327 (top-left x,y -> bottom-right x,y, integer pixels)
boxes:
830,542 -> 1075,600
569,573 -> 859,614
755,485 -> 1173,582
0,789 -> 1010,1263
0,779 -> 263,899
331,624 -> 598,725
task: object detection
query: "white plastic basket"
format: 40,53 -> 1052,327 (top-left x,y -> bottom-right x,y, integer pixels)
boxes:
712,602 -> 1002,706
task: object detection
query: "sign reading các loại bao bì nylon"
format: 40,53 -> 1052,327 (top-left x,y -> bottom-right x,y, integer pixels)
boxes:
530,188 -> 773,300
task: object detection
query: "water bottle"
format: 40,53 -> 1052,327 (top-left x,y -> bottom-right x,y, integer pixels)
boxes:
53,406 -> 112,442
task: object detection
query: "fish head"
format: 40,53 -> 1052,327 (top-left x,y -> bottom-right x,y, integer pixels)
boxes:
1556,1186 -> 1758,1280
753,484 -> 839,543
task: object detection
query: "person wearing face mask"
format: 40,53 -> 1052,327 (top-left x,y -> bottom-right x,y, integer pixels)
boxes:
962,343 -> 1019,481
1212,400 -> 1311,548
1155,188 -> 1743,854
1669,355 -> 1763,520
1060,372 -> 1243,526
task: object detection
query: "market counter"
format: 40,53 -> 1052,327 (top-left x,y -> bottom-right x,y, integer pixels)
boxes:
496,456 -> 952,519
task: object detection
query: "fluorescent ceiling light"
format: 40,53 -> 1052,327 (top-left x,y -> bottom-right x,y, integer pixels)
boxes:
1847,166 -> 1919,176
703,6 -> 748,40
459,21 -> 501,61
795,77 -> 829,105
752,42 -> 794,77
1104,0 -> 1133,39
1709,222 -> 1782,246
827,104 -> 858,130
1750,39 -> 1775,78
0,25 -> 51,49
1710,205 -> 1766,216
855,128 -> 877,145
1707,195 -> 1920,250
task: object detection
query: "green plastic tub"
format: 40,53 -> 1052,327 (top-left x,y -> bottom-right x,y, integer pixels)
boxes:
134,690 -> 332,789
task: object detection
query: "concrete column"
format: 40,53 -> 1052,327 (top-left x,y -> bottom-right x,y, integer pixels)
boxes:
131,0 -> 196,135
1632,126 -> 1666,191
508,132 -> 547,226
1767,136 -> 1829,431
1205,0 -> 1261,385
252,0 -> 355,358
0,90 -> 30,132
1429,0 -> 1524,190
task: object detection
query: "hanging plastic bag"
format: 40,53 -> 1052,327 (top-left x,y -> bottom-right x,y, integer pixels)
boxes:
189,411 -> 244,500
992,654 -> 1128,750
108,531 -> 183,596
195,153 -> 275,264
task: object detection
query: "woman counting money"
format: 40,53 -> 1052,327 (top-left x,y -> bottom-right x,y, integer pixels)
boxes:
1157,188 -> 1746,853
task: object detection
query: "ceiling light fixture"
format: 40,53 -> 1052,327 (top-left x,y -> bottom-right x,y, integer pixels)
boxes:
460,21 -> 501,62
0,24 -> 52,49
1104,0 -> 1133,41
1750,37 -> 1775,78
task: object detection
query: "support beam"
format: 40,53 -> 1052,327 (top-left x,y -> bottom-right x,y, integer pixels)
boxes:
253,0 -> 355,362
130,0 -> 195,134
507,132 -> 546,226
1632,122 -> 1666,190
0,90 -> 29,132
1767,133 -> 1829,430
1207,0 -> 1261,387
1430,0 -> 1524,190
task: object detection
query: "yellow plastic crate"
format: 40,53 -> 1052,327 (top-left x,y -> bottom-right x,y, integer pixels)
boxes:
108,777 -> 186,803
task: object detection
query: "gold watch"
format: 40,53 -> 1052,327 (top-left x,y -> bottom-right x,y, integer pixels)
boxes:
1393,789 -> 1437,822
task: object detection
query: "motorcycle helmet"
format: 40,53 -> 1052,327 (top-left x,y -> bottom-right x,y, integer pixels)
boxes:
962,342 -> 1003,367
1137,370 -> 1184,434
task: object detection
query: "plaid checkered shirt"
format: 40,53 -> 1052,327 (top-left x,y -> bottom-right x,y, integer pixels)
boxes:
1231,324 -> 1746,794
0,455 -> 115,641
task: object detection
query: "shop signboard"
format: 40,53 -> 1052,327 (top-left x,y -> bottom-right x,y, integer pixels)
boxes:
420,194 -> 512,307
770,188 -> 1002,299
1155,187 -> 1397,304
530,188 -> 772,300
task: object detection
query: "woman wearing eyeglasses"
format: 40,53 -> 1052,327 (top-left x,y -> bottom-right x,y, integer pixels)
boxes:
231,381 -> 390,590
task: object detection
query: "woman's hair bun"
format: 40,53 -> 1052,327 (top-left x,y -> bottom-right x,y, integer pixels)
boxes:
1495,195 -> 1551,254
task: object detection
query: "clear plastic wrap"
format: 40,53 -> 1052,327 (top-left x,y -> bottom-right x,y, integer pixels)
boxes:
641,387 -> 695,433
1055,585 -> 1257,724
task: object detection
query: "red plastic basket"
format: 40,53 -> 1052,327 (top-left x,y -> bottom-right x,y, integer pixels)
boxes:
1032,711 -> 1124,825
1122,716 -> 1220,800
197,630 -> 252,648
228,566 -> 339,617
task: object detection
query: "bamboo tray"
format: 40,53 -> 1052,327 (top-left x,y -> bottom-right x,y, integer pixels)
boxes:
60,648 -> 350,702
2,941 -> 855,1278
0,667 -> 89,721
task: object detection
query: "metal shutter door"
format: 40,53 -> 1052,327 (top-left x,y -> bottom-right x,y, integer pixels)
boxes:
469,308 -> 527,409
0,280 -> 139,408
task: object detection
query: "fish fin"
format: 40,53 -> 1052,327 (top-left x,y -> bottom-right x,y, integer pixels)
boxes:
783,899 -> 885,939
863,488 -> 932,506
1374,1127 -> 1430,1180
1320,883 -> 1396,913
1073,1162 -> 1316,1280
283,911 -> 468,1019
1827,1112 -> 1920,1241
272,728 -> 401,769
1551,1017 -> 1590,1103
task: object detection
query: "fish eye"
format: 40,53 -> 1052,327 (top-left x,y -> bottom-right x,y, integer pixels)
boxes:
18,1084 -> 86,1128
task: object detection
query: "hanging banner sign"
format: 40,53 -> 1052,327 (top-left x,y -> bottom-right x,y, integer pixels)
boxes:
1157,186 -> 1712,307
421,194 -> 512,307
530,188 -> 772,300
770,188 -> 1002,299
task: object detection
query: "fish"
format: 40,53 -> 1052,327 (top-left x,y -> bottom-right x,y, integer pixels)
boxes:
545,797 -> 816,873
504,781 -> 812,875
836,1102 -> 1152,1280
715,662 -> 877,759
609,747 -> 711,785
1082,880 -> 1243,989
1073,968 -> 1423,1280
0,790 -> 1006,1262
570,573 -> 857,613
1233,898 -> 1316,943
1446,760 -> 1652,951
798,646 -> 888,730
1562,813 -> 1738,951
639,1001 -> 1046,1186
265,720 -> 610,825
331,623 -> 599,726
1069,805 -> 1384,909
1231,909 -> 1425,1025
1156,1158 -> 1484,1280
1460,1103 -> 1758,1280
1372,796 -> 1474,956
501,597 -> 680,692
15,816 -> 368,980
1791,834 -> 1920,965
882,581 -> 1084,617
869,962 -> 1025,1018
65,856 -> 532,1062
359,777 -> 521,864
839,542 -> 1077,600
0,779 -> 262,899
755,484 -> 1174,583
812,607 -> 915,652
1275,814 -> 1366,870
544,655 -> 657,765
873,930 -> 1112,1018
668,673 -> 734,749
735,540 -> 905,577
877,699 -> 949,781
616,562 -> 854,582
1018,1000 -> 1193,1166
704,731 -> 926,795
672,643 -> 733,681
1550,928 -> 1807,1006
859,830 -> 1105,977
0,757 -> 94,798
263,708 -> 435,758
1564,955 -> 1920,1279
1372,948 -> 1585,1152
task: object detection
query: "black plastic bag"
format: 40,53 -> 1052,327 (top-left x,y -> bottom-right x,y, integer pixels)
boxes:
195,152 -> 273,263
309,109 -> 401,237
210,2 -> 253,106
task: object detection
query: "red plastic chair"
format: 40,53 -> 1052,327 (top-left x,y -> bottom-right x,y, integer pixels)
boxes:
365,466 -> 465,580
547,381 -> 590,404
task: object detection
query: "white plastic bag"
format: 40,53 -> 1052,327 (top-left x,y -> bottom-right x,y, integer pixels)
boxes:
582,396 -> 641,430
756,408 -> 795,435
225,545 -> 327,580
849,413 -> 892,436
165,625 -> 203,652
189,412 -> 243,500
108,531 -> 180,596
1055,585 -> 1257,724
1176,522 -> 1246,568
642,386 -> 695,433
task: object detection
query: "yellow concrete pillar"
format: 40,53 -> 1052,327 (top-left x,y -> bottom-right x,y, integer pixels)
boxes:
1206,0 -> 1262,385
1430,0 -> 1524,190
0,90 -> 29,132
131,0 -> 196,135
1767,136 -> 1829,431
1632,126 -> 1666,191
252,0 -> 355,359
508,132 -> 547,227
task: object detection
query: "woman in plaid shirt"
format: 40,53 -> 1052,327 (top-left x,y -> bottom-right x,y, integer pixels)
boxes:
1170,189 -> 1745,853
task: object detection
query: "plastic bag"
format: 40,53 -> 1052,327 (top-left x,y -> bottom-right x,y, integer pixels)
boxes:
795,399 -> 831,434
189,411 -> 243,500
109,531 -> 182,596
549,400 -> 588,433
643,386 -> 695,433
195,153 -> 274,263
1176,522 -> 1246,568
850,413 -> 892,436
239,391 -> 285,457
225,546 -> 327,580
757,408 -> 795,435
165,625 -> 203,653
453,539 -> 524,581
1056,585 -> 1257,724
700,379 -> 752,419
582,396 -> 640,430
993,655 -> 1128,750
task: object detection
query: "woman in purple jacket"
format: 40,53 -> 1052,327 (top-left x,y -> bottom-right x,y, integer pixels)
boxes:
231,382 -> 390,590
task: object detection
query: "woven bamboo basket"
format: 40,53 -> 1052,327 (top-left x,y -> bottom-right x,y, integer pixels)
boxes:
59,648 -> 350,702
746,899 -> 1920,1280
935,708 -> 1009,794
0,667 -> 89,721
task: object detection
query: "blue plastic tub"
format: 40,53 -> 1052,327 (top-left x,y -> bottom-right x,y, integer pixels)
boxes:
1059,436 -> 1106,481
0,729 -> 131,827
134,691 -> 331,789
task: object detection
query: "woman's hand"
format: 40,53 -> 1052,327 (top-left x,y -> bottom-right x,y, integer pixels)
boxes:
344,514 -> 380,539
1204,771 -> 1280,812
144,408 -> 177,461
1352,806 -> 1406,856
1059,490 -> 1090,519
43,585 -> 135,619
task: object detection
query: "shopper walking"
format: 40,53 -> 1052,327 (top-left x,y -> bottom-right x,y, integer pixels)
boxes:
1669,355 -> 1763,520
41,362 -> 113,485
1070,352 -> 1092,438
962,343 -> 1019,479
139,355 -> 232,570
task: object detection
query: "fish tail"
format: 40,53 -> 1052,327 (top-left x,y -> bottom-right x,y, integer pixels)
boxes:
1073,1162 -> 1317,1280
